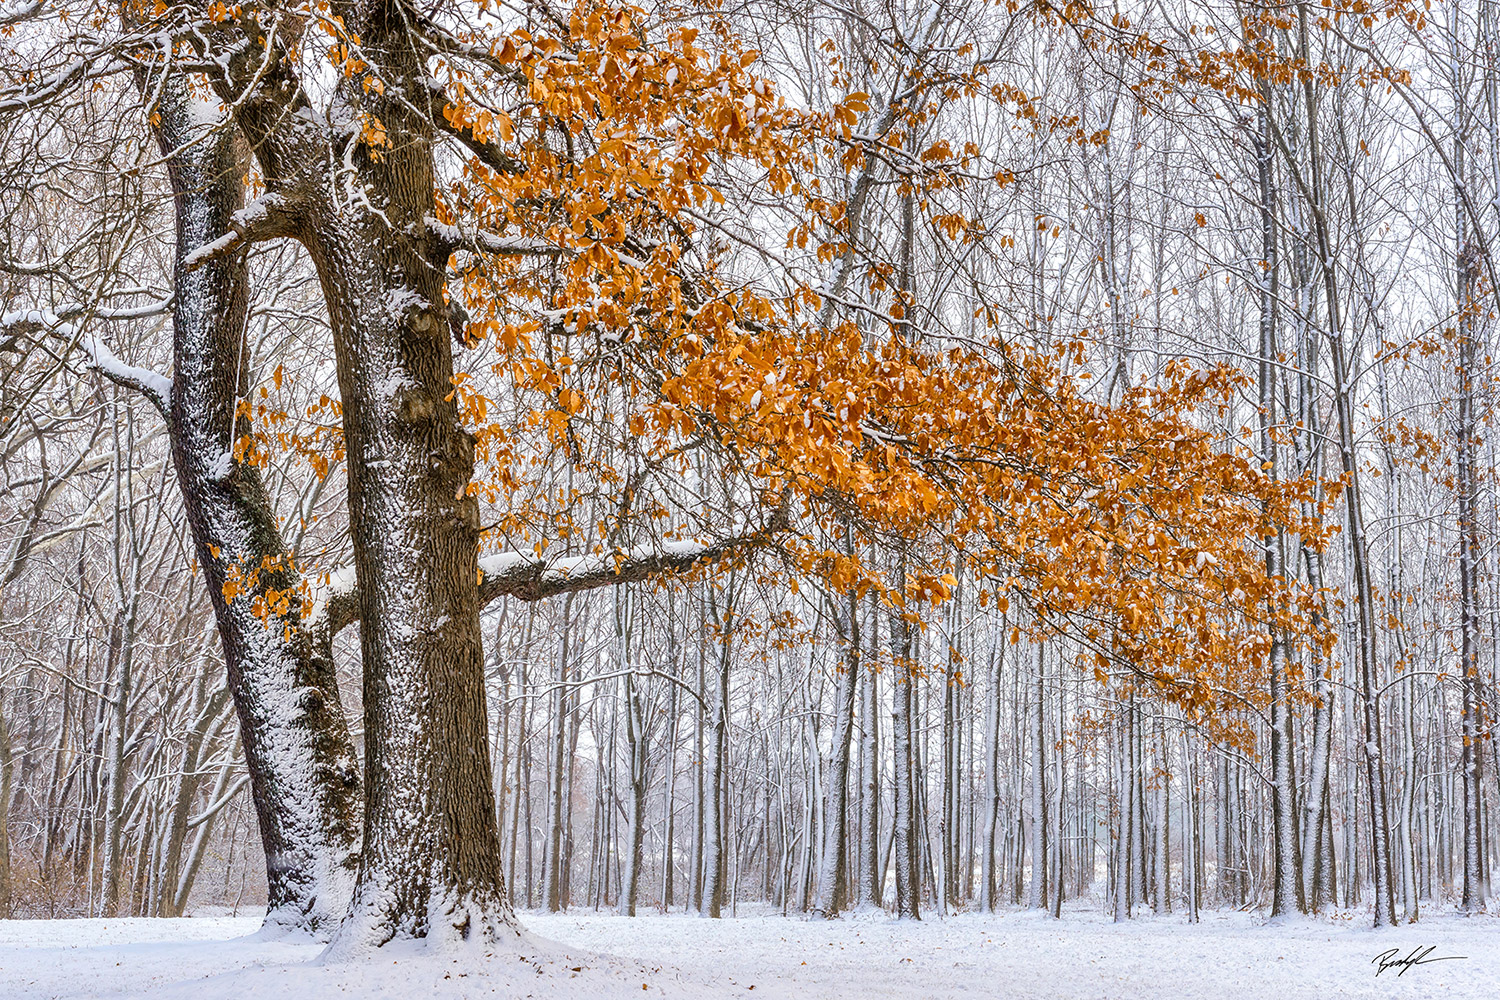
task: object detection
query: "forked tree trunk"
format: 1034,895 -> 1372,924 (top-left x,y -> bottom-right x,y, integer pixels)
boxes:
150,83 -> 362,937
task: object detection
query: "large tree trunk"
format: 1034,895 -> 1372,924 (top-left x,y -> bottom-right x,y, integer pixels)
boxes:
151,83 -> 362,937
308,166 -> 509,954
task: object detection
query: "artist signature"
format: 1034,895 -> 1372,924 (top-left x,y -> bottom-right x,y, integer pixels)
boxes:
1372,946 -> 1467,977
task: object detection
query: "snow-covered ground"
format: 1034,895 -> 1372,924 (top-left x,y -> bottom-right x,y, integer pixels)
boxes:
1,905 -> 1495,999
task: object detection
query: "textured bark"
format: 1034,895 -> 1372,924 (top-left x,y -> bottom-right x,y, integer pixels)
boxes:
310,150 -> 509,955
183,0 -> 785,948
151,81 -> 362,936
194,0 -> 516,948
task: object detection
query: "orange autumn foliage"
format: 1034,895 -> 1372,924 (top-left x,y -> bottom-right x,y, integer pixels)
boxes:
184,1 -> 1342,739
406,2 -> 1338,737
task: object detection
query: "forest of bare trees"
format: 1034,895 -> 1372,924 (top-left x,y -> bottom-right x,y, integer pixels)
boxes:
1,0 -> 1498,952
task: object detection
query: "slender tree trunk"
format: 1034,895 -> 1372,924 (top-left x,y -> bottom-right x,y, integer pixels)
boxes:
543,594 -> 574,912
619,584 -> 648,917
858,588 -> 882,909
701,575 -> 734,917
1029,644 -> 1047,909
0,698 -> 12,918
980,638 -> 1002,912
889,578 -> 920,919
813,584 -> 860,917
1455,65 -> 1489,909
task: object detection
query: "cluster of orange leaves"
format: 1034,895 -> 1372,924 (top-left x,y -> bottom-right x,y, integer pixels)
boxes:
232,365 -> 346,482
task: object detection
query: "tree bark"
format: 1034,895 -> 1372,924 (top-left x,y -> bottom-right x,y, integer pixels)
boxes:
149,80 -> 362,937
889,578 -> 920,920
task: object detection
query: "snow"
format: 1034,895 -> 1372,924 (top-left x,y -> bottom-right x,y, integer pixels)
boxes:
1,907 -> 1495,999
204,449 -> 233,483
478,551 -> 543,577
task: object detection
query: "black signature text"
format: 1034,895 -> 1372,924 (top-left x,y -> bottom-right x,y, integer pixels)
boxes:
1372,946 -> 1467,977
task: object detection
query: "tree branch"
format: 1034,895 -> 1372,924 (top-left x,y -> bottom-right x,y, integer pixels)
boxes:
2,308 -> 173,415
320,508 -> 790,637
181,193 -> 300,271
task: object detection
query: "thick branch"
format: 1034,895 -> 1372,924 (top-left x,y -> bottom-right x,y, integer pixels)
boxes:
423,216 -> 572,260
182,194 -> 300,271
321,514 -> 788,637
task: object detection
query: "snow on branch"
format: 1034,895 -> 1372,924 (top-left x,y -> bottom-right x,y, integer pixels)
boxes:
182,194 -> 299,271
476,510 -> 790,607
423,216 -> 572,259
319,509 -> 789,637
1,307 -> 173,413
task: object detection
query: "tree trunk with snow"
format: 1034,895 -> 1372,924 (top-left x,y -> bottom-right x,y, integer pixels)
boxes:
701,575 -> 735,918
1457,238 -> 1488,912
1255,97 -> 1306,920
1287,2 -> 1397,926
857,589 -> 882,909
889,587 -> 920,920
543,593 -> 575,913
0,697 -> 12,919
812,586 -> 860,918
149,83 -> 362,937
1028,644 -> 1047,910
619,614 -> 649,917
980,639 -> 1001,912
